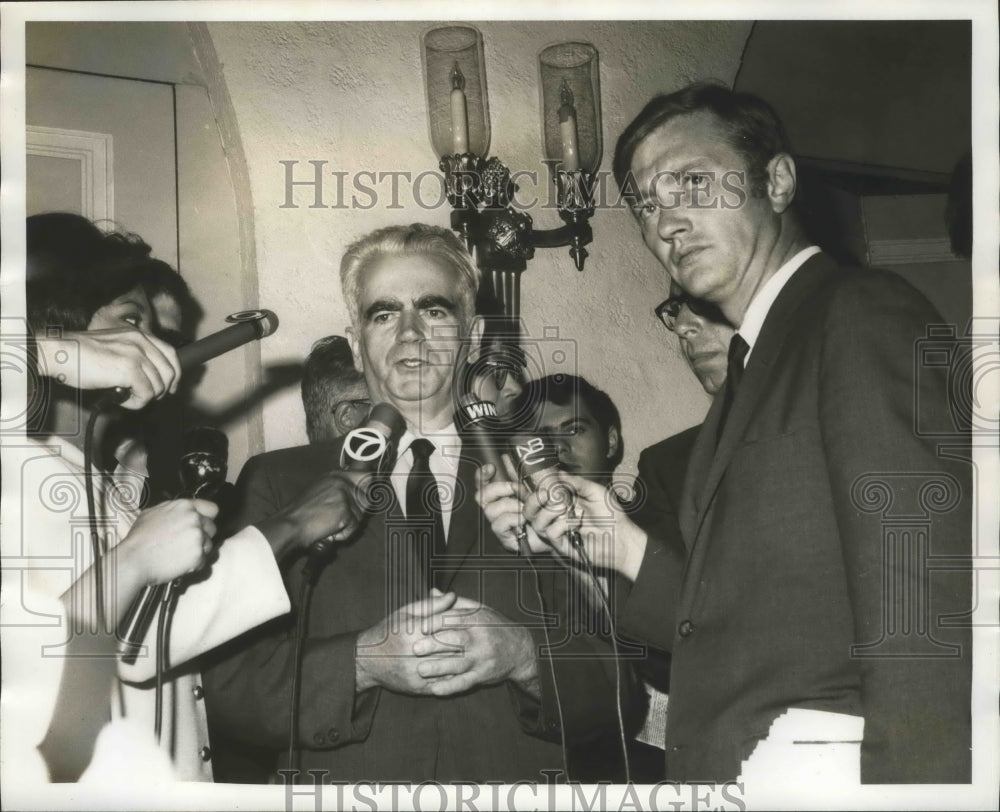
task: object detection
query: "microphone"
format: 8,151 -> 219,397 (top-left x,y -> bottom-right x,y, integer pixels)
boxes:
306,402 -> 407,563
118,427 -> 231,664
454,394 -> 509,479
106,309 -> 279,404
511,430 -> 584,550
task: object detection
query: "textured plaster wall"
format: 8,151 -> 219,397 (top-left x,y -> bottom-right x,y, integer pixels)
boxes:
207,20 -> 751,474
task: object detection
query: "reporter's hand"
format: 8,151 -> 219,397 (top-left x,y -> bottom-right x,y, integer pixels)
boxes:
523,471 -> 647,580
412,595 -> 539,698
355,589 -> 458,694
119,499 -> 218,586
36,329 -> 182,409
256,470 -> 367,558
474,460 -> 551,556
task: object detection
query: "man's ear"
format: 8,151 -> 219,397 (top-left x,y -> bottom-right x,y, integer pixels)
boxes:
766,152 -> 797,214
464,315 -> 485,364
345,325 -> 364,374
606,425 -> 621,461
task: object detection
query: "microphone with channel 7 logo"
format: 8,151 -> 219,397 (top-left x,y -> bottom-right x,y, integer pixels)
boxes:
306,402 -> 407,565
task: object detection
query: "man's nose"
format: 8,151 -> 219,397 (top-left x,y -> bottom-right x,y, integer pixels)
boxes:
396,308 -> 424,341
673,304 -> 703,338
553,436 -> 571,458
656,201 -> 688,244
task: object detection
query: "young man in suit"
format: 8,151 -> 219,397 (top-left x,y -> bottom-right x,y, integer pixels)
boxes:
479,82 -> 971,787
516,374 -> 668,783
203,223 -> 640,783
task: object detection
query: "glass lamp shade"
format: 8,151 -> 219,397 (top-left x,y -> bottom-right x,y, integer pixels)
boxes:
422,25 -> 491,158
538,42 -> 602,174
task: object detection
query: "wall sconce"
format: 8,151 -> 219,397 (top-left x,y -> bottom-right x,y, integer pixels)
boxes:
422,26 -> 602,318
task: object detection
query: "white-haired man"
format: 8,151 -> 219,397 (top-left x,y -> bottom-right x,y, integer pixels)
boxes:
204,223 -> 640,783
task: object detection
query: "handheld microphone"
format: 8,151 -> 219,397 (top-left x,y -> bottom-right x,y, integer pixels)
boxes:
118,427 -> 231,664
454,394 -> 509,479
306,402 -> 407,562
511,431 -> 584,550
106,309 -> 279,404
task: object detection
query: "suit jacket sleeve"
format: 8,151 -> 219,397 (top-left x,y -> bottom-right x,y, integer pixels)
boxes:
200,453 -> 379,750
616,437 -> 692,653
819,273 -> 971,783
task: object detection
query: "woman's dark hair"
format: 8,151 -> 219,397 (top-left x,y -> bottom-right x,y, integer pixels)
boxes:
139,258 -> 203,343
613,81 -> 793,198
26,213 -> 153,333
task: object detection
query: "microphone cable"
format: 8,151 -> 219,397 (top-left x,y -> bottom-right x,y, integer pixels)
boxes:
565,526 -> 632,784
515,528 -> 572,781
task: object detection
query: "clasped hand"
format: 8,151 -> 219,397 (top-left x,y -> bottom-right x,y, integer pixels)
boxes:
356,590 -> 537,698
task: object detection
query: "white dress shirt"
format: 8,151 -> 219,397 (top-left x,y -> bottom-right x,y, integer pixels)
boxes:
391,425 -> 463,542
738,245 -> 822,364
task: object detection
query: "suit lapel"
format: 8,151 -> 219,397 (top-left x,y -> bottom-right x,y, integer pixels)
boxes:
679,402 -> 721,546
686,253 -> 840,546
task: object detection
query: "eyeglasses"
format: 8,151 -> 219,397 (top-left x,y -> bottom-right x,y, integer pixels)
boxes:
654,292 -> 727,333
332,398 -> 373,425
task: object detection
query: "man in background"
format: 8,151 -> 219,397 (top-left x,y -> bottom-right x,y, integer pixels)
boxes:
300,335 -> 371,443
516,373 -> 662,782
630,284 -> 733,545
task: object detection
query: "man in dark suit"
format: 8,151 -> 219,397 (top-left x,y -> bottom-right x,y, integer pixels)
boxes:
480,82 -> 971,786
630,284 -> 734,545
203,223 -> 639,783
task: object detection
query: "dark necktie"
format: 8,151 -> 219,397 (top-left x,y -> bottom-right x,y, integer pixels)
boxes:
405,438 -> 446,587
717,333 -> 750,441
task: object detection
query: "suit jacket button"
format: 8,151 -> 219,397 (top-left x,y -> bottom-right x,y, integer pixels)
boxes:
192,684 -> 205,700
199,746 -> 212,762
678,619 -> 695,637
328,728 -> 340,742
313,733 -> 326,745
545,720 -> 559,732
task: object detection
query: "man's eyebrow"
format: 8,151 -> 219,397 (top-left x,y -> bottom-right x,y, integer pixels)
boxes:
363,298 -> 402,321
549,416 -> 588,433
415,294 -> 457,312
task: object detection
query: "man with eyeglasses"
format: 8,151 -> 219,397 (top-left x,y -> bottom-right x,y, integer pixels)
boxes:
301,335 -> 373,442
631,284 -> 734,544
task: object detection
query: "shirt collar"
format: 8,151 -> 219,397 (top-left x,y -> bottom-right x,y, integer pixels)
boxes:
398,423 -> 462,464
738,245 -> 821,361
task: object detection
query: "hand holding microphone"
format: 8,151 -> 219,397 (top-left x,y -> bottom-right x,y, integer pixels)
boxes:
35,328 -> 182,409
256,403 -> 406,565
99,309 -> 279,406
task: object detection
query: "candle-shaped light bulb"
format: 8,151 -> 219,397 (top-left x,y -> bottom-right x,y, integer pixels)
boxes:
450,62 -> 470,155
558,79 -> 580,171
